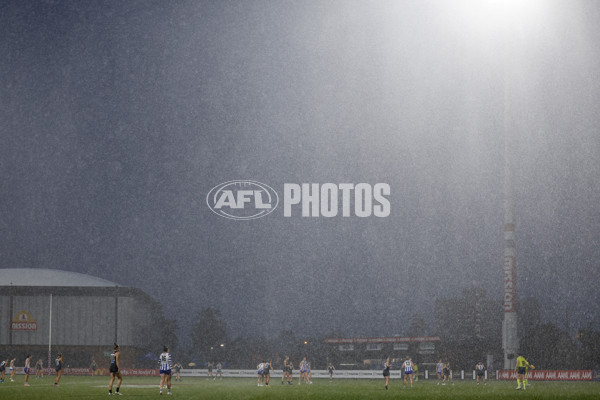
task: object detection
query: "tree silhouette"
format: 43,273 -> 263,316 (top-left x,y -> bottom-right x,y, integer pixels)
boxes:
191,308 -> 227,362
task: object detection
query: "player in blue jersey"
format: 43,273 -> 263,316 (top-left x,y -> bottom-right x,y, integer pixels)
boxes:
159,346 -> 173,395
108,343 -> 122,395
402,357 -> 414,389
23,354 -> 32,386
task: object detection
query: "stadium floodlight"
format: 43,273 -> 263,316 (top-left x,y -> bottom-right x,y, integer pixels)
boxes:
455,0 -> 548,33
447,0 -> 548,371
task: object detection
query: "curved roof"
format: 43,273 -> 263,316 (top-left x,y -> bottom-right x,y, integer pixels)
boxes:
0,268 -> 120,287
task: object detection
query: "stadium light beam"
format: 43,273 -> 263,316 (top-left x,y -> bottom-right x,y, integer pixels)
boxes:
453,0 -> 547,371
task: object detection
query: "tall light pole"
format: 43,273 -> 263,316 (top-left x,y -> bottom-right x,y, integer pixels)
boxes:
502,59 -> 518,368
455,0 -> 547,371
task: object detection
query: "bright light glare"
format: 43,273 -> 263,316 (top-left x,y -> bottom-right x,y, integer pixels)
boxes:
455,0 -> 548,33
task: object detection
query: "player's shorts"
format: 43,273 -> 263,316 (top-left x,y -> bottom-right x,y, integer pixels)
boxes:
160,369 -> 171,375
0,366 -> 4,372
55,365 -> 62,372
257,369 -> 263,375
208,367 -> 213,372
110,364 -> 119,374
477,371 -> 485,376
24,367 -> 30,374
404,370 -> 413,375
383,369 -> 390,377
443,369 -> 450,376
517,367 -> 526,375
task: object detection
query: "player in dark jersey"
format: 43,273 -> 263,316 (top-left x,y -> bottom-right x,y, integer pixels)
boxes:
263,359 -> 273,386
0,357 -> 8,383
328,362 -> 335,381
442,362 -> 454,385
281,356 -> 289,385
383,357 -> 391,390
286,360 -> 294,384
475,361 -> 487,385
54,353 -> 63,386
35,359 -> 43,379
207,362 -> 214,380
108,343 -> 122,395
216,362 -> 223,379
174,362 -> 182,381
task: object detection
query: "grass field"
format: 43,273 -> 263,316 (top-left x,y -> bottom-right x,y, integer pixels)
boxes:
1,376 -> 598,399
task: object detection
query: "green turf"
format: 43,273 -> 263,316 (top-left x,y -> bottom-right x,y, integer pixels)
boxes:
0,376 -> 598,399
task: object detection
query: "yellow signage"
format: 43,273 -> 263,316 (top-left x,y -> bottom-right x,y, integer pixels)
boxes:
11,310 -> 38,331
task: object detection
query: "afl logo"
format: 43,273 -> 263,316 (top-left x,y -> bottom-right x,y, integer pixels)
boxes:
206,180 -> 279,220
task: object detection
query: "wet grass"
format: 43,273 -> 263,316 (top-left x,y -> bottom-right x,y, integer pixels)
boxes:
0,376 -> 598,399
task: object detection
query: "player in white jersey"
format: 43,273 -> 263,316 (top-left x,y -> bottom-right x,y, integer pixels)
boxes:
298,357 -> 308,384
159,346 -> 173,395
23,354 -> 31,386
9,358 -> 16,382
257,361 -> 265,386
402,357 -> 414,389
436,359 -> 443,385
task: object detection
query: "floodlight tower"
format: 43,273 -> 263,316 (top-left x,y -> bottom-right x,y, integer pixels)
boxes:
502,86 -> 518,369
457,0 -> 547,370
499,2 -> 519,371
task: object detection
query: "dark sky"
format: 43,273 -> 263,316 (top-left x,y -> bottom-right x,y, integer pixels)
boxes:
1,0 -> 599,343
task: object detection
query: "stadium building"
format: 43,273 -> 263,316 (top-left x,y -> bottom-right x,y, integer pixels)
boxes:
323,336 -> 441,372
0,268 -> 169,369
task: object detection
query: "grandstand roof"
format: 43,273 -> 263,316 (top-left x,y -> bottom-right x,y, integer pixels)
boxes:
0,268 -> 120,287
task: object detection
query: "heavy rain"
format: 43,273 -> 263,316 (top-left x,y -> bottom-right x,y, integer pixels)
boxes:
1,0 -> 599,382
